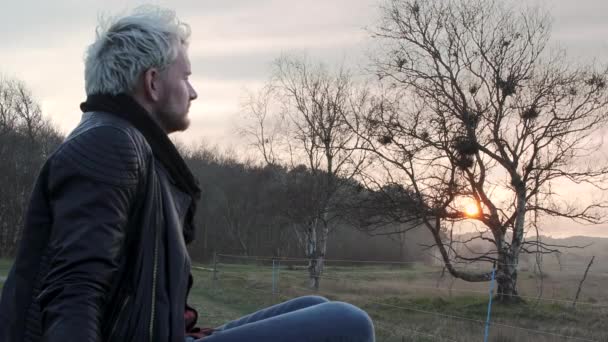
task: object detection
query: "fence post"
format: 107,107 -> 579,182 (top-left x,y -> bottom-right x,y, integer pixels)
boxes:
277,259 -> 280,294
272,258 -> 277,295
483,267 -> 496,342
212,251 -> 218,290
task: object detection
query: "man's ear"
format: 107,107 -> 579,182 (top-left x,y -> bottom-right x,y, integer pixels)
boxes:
142,68 -> 162,102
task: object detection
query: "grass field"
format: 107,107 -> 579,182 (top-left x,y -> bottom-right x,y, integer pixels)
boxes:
1,258 -> 607,341
194,259 -> 608,342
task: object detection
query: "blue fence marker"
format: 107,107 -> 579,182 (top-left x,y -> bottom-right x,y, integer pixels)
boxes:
483,267 -> 496,342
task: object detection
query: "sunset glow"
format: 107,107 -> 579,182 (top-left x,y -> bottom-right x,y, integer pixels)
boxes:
464,203 -> 480,217
457,196 -> 480,218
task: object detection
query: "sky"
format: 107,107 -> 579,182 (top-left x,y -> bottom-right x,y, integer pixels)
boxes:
1,0 -> 608,238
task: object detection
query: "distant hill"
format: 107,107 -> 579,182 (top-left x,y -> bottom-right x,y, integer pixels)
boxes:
451,233 -> 608,273
536,235 -> 608,272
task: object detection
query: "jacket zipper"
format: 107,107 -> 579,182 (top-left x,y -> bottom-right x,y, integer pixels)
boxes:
149,221 -> 160,341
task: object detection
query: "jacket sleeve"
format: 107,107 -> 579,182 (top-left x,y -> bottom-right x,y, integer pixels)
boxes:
37,126 -> 143,342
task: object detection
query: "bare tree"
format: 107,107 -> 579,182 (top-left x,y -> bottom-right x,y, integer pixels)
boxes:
572,256 -> 594,308
215,159 -> 259,256
243,55 -> 371,289
0,76 -> 62,256
240,85 -> 282,166
354,0 -> 608,302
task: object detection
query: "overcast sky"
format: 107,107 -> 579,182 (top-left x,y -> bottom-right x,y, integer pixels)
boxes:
1,0 -> 608,237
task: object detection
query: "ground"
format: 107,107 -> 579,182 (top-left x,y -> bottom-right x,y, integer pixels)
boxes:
1,258 -> 606,341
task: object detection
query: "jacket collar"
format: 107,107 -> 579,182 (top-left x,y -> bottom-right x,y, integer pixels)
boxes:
80,93 -> 200,243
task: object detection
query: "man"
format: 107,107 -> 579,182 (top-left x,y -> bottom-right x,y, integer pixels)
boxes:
0,6 -> 374,342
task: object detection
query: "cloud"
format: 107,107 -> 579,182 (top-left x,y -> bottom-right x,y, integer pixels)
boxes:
191,32 -> 366,58
191,40 -> 367,83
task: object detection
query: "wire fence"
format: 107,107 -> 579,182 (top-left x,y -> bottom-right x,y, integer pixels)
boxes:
194,253 -> 608,342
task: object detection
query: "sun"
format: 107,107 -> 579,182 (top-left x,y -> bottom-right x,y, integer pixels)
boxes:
464,202 -> 480,217
455,196 -> 482,218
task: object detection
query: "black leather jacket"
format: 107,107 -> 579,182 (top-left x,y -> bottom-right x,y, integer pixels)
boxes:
0,112 -> 193,342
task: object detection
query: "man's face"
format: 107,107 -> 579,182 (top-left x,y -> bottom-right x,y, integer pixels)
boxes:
155,45 -> 197,133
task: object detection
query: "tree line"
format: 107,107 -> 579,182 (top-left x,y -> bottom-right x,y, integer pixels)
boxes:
0,78 -> 63,256
183,146 -> 433,265
0,78 -> 431,266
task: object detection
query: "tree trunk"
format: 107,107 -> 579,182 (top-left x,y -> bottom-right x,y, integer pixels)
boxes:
398,232 -> 407,263
311,220 -> 330,290
235,229 -> 249,256
495,260 -> 520,303
305,217 -> 331,291
309,256 -> 324,290
494,181 -> 526,303
306,221 -> 319,290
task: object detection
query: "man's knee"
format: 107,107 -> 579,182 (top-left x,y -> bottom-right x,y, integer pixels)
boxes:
324,302 -> 374,340
291,295 -> 330,308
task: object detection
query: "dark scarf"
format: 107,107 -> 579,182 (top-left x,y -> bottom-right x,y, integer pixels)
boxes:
80,93 -> 200,244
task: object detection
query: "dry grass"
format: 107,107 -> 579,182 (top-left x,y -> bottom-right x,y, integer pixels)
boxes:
195,262 -> 608,342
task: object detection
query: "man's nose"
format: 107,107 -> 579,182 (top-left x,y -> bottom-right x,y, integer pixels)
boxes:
189,83 -> 198,101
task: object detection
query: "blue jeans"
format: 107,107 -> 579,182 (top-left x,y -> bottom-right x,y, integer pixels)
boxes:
188,295 -> 375,342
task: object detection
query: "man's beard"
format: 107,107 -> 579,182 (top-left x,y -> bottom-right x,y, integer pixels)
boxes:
155,102 -> 190,133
